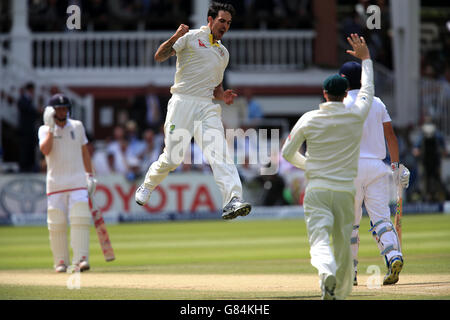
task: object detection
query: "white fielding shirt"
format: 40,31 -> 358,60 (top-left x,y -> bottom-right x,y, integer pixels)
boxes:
343,90 -> 391,160
282,59 -> 375,193
171,26 -> 229,99
38,119 -> 88,195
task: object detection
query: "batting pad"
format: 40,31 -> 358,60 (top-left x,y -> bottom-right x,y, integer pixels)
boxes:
47,208 -> 69,267
370,219 -> 402,264
69,202 -> 91,264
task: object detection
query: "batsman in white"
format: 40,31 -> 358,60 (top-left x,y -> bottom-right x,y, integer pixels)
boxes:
339,61 -> 410,286
39,94 -> 97,273
282,34 -> 374,300
135,2 -> 251,219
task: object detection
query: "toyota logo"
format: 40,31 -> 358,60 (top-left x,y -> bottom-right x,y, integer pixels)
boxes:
0,178 -> 47,217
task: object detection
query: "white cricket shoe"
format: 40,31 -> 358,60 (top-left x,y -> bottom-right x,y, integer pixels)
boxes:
76,259 -> 90,272
222,197 -> 252,220
55,263 -> 67,273
321,274 -> 337,300
135,184 -> 152,206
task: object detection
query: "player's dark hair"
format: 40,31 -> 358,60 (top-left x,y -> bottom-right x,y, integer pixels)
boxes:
208,2 -> 235,20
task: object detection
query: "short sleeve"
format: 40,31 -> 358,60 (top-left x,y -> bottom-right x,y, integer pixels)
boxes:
172,32 -> 190,53
378,99 -> 391,123
79,123 -> 88,145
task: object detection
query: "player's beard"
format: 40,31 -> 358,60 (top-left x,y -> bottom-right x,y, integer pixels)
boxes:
55,115 -> 67,122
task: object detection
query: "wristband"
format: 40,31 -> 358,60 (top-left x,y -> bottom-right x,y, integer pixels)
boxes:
391,162 -> 399,170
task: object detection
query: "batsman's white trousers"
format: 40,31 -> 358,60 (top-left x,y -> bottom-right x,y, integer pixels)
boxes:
143,94 -> 242,207
47,189 -> 91,266
303,186 -> 355,300
352,158 -> 402,267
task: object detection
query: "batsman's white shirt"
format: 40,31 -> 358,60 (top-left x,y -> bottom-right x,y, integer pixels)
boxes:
344,90 -> 391,159
38,119 -> 88,195
171,25 -> 229,99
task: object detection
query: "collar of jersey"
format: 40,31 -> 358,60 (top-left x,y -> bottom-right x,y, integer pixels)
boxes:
200,25 -> 221,47
319,101 -> 346,110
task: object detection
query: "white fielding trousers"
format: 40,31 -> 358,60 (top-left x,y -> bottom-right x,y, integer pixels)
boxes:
352,158 -> 402,269
143,94 -> 243,207
303,186 -> 355,300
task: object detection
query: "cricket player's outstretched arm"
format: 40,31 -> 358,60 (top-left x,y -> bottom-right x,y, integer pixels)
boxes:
346,33 -> 374,119
214,82 -> 237,105
281,118 -> 307,170
154,24 -> 189,62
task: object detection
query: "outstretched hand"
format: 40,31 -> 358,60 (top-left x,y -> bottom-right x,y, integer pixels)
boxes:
346,33 -> 370,60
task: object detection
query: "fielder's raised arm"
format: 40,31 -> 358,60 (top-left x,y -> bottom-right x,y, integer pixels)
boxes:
154,24 -> 189,62
346,34 -> 374,120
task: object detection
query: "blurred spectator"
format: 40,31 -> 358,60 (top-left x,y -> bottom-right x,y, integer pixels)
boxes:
91,140 -> 112,175
143,0 -> 191,30
412,116 -> 448,202
108,0 -> 140,31
124,119 -> 146,160
130,86 -> 163,134
17,82 -> 41,172
280,0 -> 313,29
83,0 -> 110,31
341,9 -> 365,43
138,128 -> 160,175
255,162 -> 288,206
106,125 -> 140,180
396,126 -> 420,202
29,0 -> 68,32
242,88 -> 264,126
237,155 -> 259,184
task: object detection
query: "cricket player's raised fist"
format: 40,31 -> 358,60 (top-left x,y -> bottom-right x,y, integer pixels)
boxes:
175,24 -> 189,39
346,33 -> 370,61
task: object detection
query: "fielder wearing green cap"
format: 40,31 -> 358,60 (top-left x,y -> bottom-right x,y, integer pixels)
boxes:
282,34 -> 374,300
323,74 -> 349,96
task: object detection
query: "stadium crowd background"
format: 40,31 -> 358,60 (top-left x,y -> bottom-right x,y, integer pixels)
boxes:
0,0 -> 449,206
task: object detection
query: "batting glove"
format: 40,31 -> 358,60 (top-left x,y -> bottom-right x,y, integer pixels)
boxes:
86,173 -> 97,197
391,162 -> 410,189
399,164 -> 410,189
43,106 -> 56,132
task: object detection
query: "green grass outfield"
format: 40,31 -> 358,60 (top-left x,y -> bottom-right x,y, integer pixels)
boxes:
0,213 -> 449,300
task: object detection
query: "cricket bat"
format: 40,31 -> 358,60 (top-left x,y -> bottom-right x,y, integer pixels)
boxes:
394,184 -> 403,247
90,195 -> 115,262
